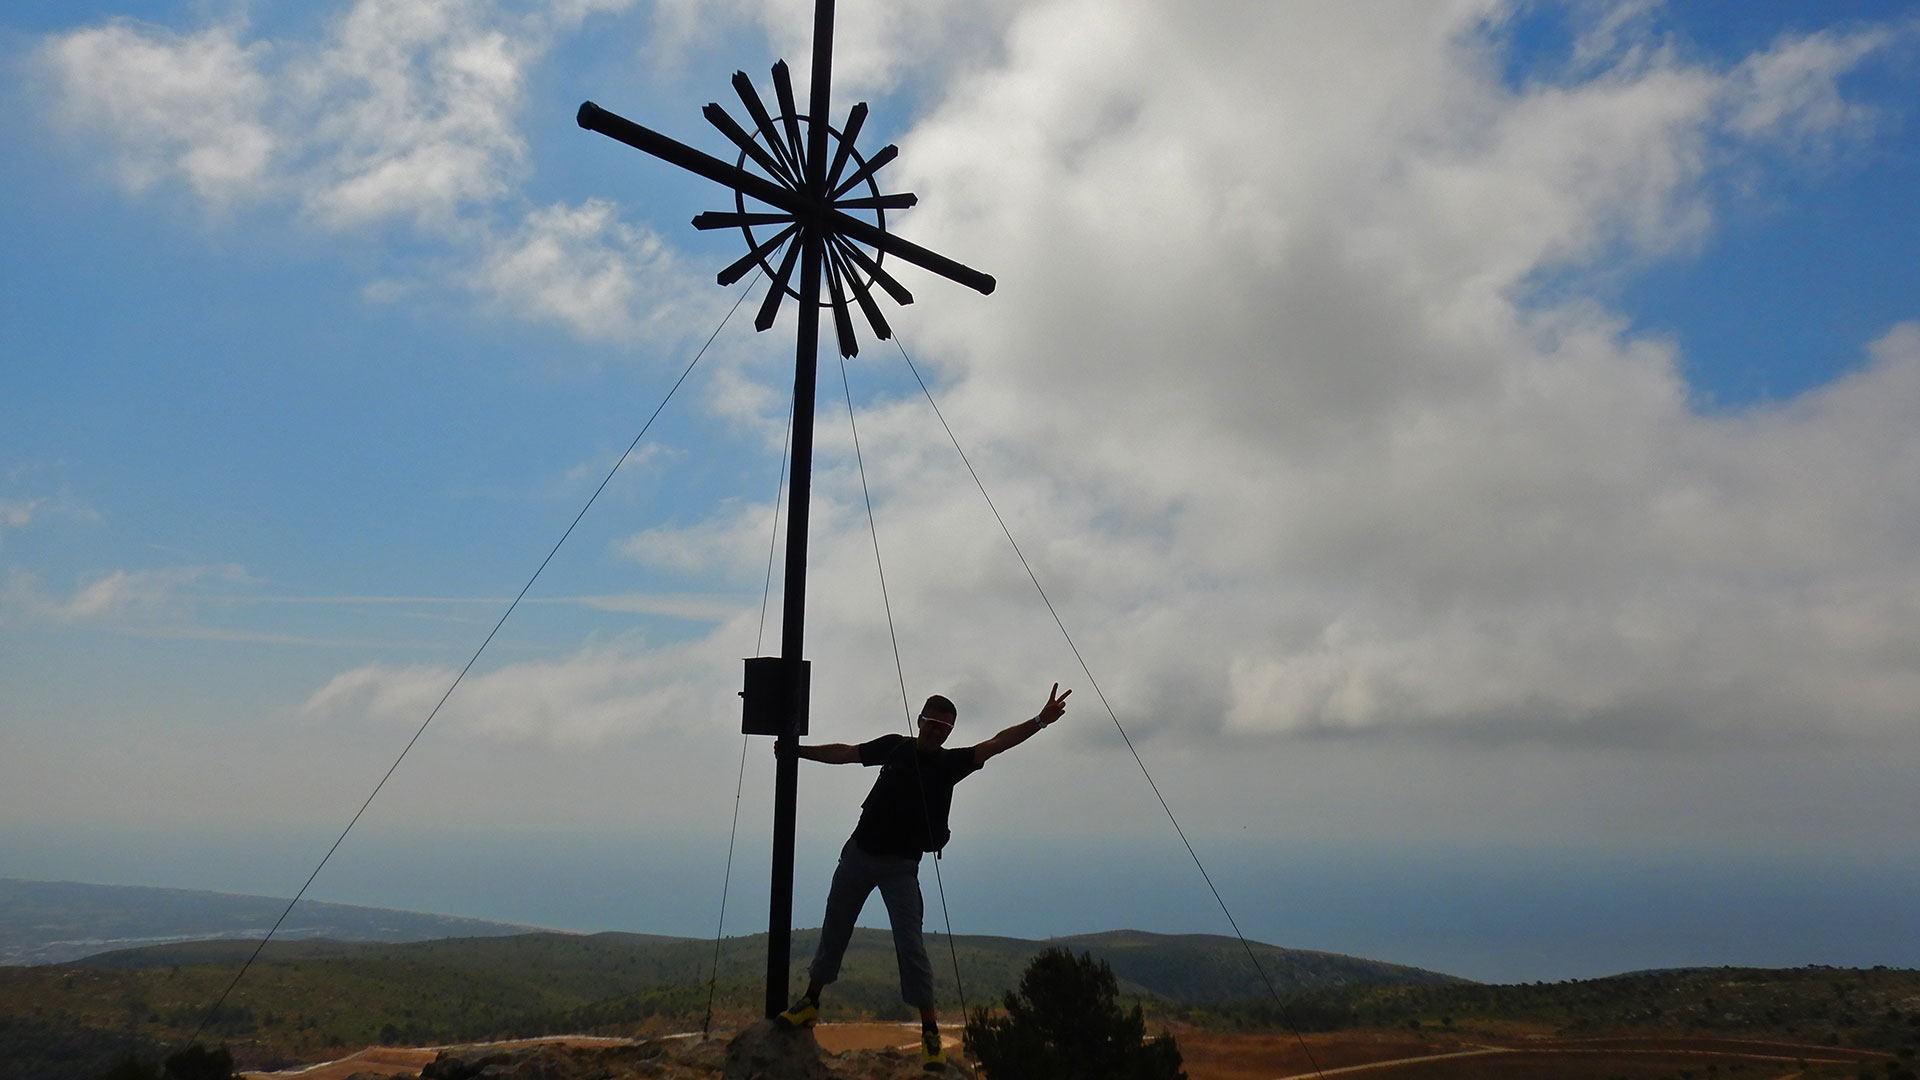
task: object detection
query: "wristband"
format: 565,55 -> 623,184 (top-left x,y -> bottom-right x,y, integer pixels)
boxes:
1033,713 -> 1051,729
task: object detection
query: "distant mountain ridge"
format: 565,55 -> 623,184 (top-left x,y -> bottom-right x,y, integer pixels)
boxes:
1050,929 -> 1462,1000
0,885 -> 1469,1080
0,878 -> 549,965
53,924 -> 1465,1008
8,926 -> 1464,1055
1,879 -> 1464,998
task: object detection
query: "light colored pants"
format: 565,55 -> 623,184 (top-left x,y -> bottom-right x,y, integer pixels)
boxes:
808,836 -> 935,1008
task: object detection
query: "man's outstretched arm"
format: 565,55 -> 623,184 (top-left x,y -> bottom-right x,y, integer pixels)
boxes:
790,742 -> 862,764
972,683 -> 1072,765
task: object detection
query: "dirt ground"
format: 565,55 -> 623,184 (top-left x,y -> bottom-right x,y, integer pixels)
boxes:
1158,1023 -> 1899,1080
1165,1027 -> 1476,1080
812,1022 -> 958,1053
239,1027 -> 957,1080
1287,1048 -> 1873,1079
242,1026 -> 1894,1080
1251,1034 -> 1887,1080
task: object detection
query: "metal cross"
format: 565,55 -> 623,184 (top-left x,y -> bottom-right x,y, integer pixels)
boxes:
576,0 -> 994,1019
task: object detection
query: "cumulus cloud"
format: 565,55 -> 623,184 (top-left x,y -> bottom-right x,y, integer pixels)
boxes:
40,20 -> 274,204
1726,27 -> 1890,145
35,0 -> 692,344
48,1 -> 1918,751
473,199 -> 711,341
616,497 -> 783,578
291,2 -> 1920,751
646,0 -> 1023,96
291,0 -> 533,229
861,0 -> 1917,743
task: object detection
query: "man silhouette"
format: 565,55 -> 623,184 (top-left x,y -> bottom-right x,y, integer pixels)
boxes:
774,684 -> 1072,1069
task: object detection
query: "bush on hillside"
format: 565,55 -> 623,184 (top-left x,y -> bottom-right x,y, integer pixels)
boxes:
93,1044 -> 238,1080
92,1057 -> 160,1080
964,947 -> 1183,1080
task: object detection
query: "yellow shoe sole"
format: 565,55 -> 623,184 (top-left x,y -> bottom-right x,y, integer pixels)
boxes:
773,1001 -> 819,1029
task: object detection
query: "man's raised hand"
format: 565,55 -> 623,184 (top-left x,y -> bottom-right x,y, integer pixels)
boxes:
1039,683 -> 1072,726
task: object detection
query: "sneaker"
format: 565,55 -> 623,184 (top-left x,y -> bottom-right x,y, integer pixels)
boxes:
773,995 -> 819,1029
920,1027 -> 946,1070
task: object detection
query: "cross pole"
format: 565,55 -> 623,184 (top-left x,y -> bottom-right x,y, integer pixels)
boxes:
576,0 -> 993,1018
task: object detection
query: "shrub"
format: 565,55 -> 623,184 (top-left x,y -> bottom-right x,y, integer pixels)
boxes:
964,948 -> 1183,1080
92,1046 -> 237,1080
93,1057 -> 159,1080
163,1045 -> 238,1080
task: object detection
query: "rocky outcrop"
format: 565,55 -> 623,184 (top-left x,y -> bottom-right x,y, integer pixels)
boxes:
721,1021 -> 834,1080
408,1038 -> 723,1080
816,1048 -> 973,1080
717,1019 -> 971,1079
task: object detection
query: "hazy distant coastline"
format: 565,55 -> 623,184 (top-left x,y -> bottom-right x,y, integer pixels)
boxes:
0,878 -> 551,965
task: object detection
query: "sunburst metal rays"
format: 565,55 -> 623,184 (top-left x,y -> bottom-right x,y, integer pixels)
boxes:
692,68 -> 915,357
579,63 -> 993,360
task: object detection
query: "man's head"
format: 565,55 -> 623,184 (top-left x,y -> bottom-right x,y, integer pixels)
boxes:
916,694 -> 957,746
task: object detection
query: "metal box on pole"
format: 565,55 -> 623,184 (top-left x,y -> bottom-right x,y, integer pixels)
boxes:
742,657 -> 810,736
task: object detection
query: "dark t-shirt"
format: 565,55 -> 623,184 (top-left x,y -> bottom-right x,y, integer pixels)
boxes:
850,734 -> 983,859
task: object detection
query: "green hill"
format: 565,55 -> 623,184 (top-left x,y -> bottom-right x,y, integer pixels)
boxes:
1053,929 -> 1457,1001
0,926 -> 1461,1080
1342,964 -> 1920,1045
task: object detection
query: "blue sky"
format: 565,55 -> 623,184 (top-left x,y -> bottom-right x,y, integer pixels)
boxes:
1552,1 -> 1920,404
4,0 -> 1920,985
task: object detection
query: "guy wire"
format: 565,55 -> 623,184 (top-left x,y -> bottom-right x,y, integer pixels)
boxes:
703,394 -> 794,1038
837,353 -> 972,1031
888,333 -> 1325,1079
187,272 -> 763,1047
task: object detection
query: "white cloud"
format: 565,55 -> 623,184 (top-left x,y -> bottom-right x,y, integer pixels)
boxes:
473,199 -> 711,341
558,592 -> 744,620
10,564 -> 255,622
616,497 -> 782,578
645,0 -> 1022,97
298,634 -> 744,745
785,0 -> 1917,745
298,661 -> 451,728
0,491 -> 99,543
1564,0 -> 1664,73
292,0 -> 530,229
36,0 -> 692,346
0,498 -> 46,543
1726,27 -> 1890,145
43,0 -> 1919,752
40,19 -> 274,204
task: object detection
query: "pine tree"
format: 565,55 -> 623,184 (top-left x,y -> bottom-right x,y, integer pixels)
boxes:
964,948 -> 1184,1080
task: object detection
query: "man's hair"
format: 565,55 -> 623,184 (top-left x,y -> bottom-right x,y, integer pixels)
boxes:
922,694 -> 957,720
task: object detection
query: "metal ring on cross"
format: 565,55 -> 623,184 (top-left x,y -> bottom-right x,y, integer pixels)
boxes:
731,116 -> 887,306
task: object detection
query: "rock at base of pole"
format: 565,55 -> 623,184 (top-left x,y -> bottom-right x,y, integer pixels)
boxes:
724,1019 -> 834,1080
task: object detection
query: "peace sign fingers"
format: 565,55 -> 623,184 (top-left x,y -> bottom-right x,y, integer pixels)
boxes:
1040,682 -> 1072,724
